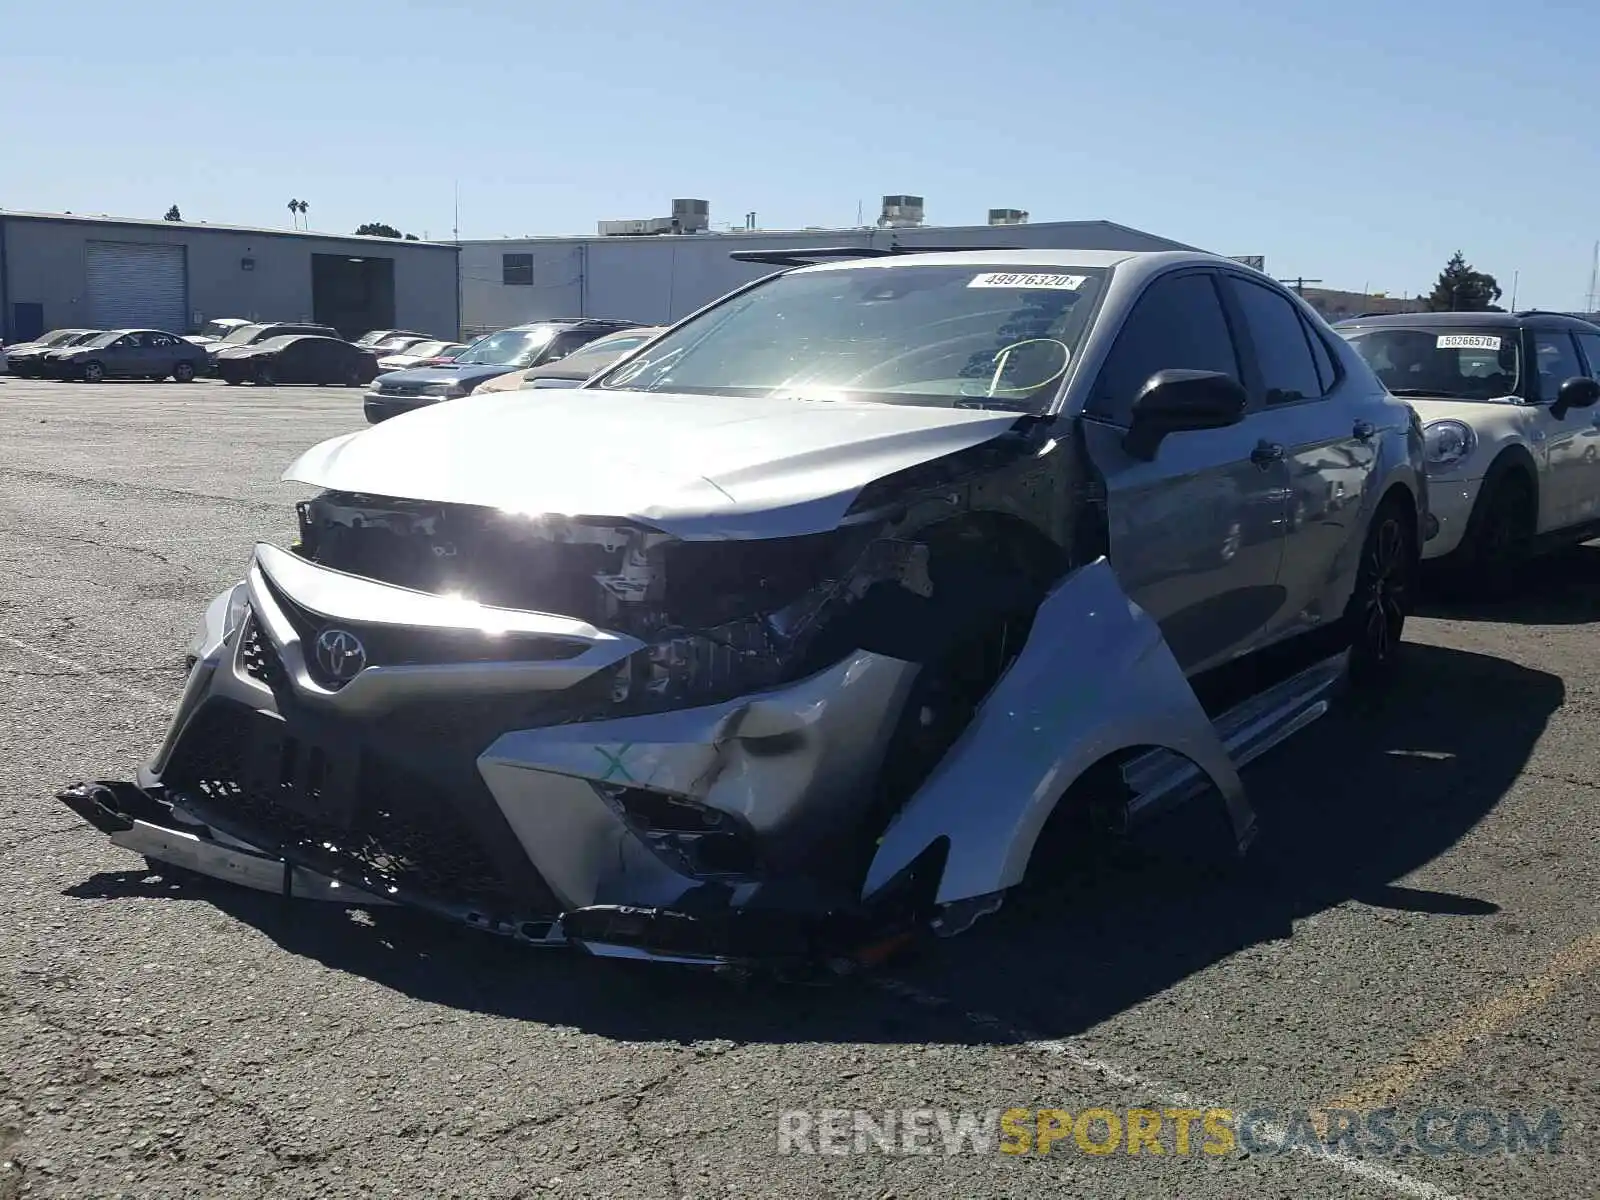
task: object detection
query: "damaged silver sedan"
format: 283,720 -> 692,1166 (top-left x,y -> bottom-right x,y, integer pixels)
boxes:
60,247 -> 1430,972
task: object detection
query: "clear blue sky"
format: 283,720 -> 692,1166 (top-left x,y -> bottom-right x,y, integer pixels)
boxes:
5,0 -> 1596,307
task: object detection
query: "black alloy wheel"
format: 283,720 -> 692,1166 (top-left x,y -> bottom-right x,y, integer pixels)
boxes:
1347,501 -> 1416,688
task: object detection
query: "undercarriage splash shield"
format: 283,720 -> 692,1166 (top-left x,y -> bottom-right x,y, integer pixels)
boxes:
864,558 -> 1252,906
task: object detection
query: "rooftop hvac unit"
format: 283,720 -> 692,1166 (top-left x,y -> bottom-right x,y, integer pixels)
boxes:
877,194 -> 925,228
988,208 -> 1029,226
670,198 -> 710,232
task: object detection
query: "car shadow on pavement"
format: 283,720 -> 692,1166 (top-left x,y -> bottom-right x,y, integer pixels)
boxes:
63,642 -> 1560,1048
1416,543 -> 1600,625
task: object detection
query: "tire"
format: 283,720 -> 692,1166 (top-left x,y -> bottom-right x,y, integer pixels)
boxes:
223,375 -> 241,386
1344,496 -> 1418,690
81,361 -> 105,384
1459,474 -> 1535,597
253,361 -> 274,386
173,361 -> 196,383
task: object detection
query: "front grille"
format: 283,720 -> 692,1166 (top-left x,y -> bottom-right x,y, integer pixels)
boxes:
378,382 -> 423,395
239,617 -> 282,686
163,699 -> 559,916
253,580 -> 589,692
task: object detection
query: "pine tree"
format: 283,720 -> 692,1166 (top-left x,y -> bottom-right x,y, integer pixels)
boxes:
1425,252 -> 1502,312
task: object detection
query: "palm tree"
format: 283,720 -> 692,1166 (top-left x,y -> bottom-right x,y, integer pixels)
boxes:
287,198 -> 300,229
297,199 -> 309,229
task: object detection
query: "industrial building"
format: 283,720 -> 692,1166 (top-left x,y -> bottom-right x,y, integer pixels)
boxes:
0,211 -> 461,344
458,196 -> 1204,334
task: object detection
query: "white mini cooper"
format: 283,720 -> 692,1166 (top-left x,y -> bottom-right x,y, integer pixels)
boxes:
1337,311 -> 1600,589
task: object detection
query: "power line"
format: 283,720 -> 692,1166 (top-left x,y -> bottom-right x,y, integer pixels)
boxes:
1277,276 -> 1322,296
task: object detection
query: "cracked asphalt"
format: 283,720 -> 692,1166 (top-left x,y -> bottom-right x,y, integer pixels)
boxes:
0,377 -> 1595,1199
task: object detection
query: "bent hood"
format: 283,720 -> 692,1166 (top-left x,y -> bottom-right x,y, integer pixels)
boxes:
284,389 -> 1026,539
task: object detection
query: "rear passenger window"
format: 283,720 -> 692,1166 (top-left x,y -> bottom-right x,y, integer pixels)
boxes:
1302,316 -> 1339,392
1225,277 -> 1324,404
1087,272 -> 1241,426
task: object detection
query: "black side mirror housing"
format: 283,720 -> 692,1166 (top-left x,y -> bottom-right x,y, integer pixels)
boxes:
1552,375 -> 1600,419
1122,369 -> 1249,460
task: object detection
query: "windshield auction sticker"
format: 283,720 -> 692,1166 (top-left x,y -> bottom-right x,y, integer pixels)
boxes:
1436,334 -> 1501,350
968,273 -> 1088,290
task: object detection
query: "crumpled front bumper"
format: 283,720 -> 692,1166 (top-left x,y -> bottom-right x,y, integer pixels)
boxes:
61,542 -> 927,969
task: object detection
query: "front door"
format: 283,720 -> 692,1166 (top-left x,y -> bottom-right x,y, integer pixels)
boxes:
1563,327 -> 1600,526
1083,268 -> 1290,675
1528,328 -> 1590,531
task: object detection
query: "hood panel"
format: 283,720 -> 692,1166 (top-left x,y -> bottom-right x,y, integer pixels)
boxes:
376,363 -> 510,386
283,390 -> 1022,539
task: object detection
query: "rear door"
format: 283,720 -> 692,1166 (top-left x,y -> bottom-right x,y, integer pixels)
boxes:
1083,268 -> 1291,675
1219,272 -> 1378,637
147,331 -> 183,375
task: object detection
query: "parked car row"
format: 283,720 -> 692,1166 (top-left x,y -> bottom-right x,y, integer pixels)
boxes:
2,320 -> 451,386
361,317 -> 641,422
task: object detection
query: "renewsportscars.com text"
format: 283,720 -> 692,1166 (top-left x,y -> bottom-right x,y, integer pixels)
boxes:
776,1106 -> 1564,1158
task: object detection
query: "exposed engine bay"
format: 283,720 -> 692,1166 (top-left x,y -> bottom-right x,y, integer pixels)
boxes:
294,490 -> 946,714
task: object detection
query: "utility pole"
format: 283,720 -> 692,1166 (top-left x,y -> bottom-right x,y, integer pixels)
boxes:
1277,276 -> 1322,296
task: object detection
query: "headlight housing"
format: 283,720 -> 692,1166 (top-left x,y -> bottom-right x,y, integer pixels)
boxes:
1422,419 -> 1477,475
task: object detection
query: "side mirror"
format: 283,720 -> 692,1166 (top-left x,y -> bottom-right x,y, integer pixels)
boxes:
1552,375 -> 1600,419
1122,369 -> 1249,460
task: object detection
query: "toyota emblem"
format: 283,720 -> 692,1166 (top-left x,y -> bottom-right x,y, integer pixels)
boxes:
314,628 -> 367,684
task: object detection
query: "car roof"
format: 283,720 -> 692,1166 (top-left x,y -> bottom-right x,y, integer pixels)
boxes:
782,248 -> 1222,280
1335,311 -> 1600,332
501,317 -> 640,332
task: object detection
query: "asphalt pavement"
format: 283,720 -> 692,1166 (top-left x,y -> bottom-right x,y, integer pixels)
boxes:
0,377 -> 1594,1199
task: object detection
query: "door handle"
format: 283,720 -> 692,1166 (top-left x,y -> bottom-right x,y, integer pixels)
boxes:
1250,441 -> 1285,466
1352,420 -> 1375,442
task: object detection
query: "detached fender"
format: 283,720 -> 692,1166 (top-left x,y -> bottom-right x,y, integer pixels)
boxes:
863,558 -> 1251,907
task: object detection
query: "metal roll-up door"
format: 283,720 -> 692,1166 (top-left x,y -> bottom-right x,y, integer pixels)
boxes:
86,241 -> 188,333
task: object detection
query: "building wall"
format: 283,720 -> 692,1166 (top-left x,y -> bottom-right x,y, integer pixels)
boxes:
460,220 -> 1198,334
1300,287 -> 1426,324
1,216 -> 460,340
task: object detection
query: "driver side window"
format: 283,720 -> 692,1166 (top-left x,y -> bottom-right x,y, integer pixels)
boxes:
1087,272 -> 1242,426
1532,331 -> 1583,402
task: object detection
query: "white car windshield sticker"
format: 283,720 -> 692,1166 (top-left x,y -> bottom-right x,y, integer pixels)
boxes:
1436,334 -> 1501,350
967,273 -> 1088,290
